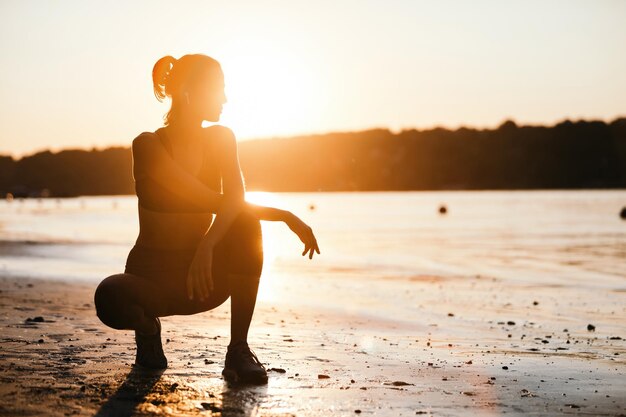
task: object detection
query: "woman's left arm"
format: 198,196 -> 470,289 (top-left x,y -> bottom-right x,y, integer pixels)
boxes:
187,125 -> 246,301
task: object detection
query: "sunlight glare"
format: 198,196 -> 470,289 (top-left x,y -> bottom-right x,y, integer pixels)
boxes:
215,43 -> 325,140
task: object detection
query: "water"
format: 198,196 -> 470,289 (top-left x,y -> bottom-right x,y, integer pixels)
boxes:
0,191 -> 624,292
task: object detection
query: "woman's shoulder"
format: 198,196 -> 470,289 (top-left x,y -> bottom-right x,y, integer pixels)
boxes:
201,125 -> 237,152
132,129 -> 162,152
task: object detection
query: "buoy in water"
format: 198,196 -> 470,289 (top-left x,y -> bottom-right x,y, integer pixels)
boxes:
438,204 -> 447,215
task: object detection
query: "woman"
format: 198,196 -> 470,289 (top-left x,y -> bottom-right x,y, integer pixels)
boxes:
94,54 -> 320,385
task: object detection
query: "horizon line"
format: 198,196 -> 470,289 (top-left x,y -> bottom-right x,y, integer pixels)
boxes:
3,114 -> 625,160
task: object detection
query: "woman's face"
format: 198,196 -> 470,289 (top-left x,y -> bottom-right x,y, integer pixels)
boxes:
191,70 -> 227,122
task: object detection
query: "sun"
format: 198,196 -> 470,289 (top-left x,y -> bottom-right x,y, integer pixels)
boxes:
207,43 -> 325,141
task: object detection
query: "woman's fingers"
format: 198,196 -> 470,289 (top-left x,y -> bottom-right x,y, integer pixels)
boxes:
292,219 -> 320,259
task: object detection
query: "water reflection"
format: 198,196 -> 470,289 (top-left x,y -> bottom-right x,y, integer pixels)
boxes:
219,381 -> 269,416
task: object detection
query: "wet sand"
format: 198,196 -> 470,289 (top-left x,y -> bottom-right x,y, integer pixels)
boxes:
0,273 -> 624,417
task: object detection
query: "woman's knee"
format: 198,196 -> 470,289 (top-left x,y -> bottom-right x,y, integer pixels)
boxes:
232,213 -> 263,274
232,210 -> 262,239
94,275 -> 127,329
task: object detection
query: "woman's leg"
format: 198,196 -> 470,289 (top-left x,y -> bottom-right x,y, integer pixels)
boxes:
220,211 -> 268,383
223,211 -> 264,344
94,273 -> 169,333
229,273 -> 261,344
94,270 -> 233,331
94,210 -> 263,338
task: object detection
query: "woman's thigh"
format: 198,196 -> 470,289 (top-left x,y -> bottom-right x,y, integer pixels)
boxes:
95,273 -> 172,320
95,271 -> 232,320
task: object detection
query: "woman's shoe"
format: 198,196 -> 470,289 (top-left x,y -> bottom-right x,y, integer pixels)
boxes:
222,340 -> 268,384
134,317 -> 168,370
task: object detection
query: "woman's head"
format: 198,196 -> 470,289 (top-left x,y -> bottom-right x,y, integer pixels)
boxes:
152,54 -> 226,125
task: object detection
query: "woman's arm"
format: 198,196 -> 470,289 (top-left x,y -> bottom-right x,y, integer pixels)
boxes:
132,127 -> 290,222
199,125 -> 246,246
132,131 -> 224,212
187,126 -> 247,301
185,125 -> 319,300
242,202 -> 289,222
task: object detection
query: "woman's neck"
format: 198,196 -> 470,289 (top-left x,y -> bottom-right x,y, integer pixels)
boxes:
166,118 -> 203,144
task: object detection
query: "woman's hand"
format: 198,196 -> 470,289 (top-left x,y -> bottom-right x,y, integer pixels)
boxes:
186,241 -> 214,302
285,212 -> 320,259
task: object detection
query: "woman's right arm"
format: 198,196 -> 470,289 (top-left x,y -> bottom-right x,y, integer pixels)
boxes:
132,132 -> 224,212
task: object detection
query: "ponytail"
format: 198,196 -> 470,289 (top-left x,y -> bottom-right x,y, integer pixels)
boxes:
152,55 -> 177,102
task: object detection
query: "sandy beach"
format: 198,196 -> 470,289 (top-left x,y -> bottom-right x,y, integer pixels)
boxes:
1,269 -> 624,416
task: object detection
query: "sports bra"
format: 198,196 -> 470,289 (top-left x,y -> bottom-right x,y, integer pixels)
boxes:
135,128 -> 221,213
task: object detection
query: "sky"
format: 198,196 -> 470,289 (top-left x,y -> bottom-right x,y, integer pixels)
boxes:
0,0 -> 625,157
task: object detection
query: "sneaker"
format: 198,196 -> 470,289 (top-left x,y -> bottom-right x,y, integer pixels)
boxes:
134,317 -> 168,370
222,340 -> 268,384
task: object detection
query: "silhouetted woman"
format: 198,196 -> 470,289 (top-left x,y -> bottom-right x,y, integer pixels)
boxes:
94,54 -> 320,385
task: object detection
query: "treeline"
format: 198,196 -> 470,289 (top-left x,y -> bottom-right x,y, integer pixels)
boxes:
1,118 -> 625,197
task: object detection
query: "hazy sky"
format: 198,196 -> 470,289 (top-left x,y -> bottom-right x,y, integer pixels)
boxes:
1,0 -> 625,157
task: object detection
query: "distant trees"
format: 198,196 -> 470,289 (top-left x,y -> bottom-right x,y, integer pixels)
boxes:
1,118 -> 625,197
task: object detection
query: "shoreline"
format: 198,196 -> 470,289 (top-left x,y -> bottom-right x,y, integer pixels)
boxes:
0,274 -> 624,416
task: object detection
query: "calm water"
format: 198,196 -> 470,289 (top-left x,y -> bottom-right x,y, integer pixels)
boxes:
0,191 -> 624,291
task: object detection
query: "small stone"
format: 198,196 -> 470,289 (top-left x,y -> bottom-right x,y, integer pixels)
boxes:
318,374 -> 330,379
387,381 -> 412,386
502,366 -> 509,370
587,324 -> 596,332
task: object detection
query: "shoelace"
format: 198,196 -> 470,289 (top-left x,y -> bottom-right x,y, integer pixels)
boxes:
229,342 -> 264,367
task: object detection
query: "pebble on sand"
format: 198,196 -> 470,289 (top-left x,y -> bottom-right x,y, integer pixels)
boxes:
587,324 -> 596,332
384,381 -> 413,386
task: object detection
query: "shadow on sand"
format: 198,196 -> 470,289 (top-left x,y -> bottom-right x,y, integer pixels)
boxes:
95,366 -> 164,417
95,365 -> 270,417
